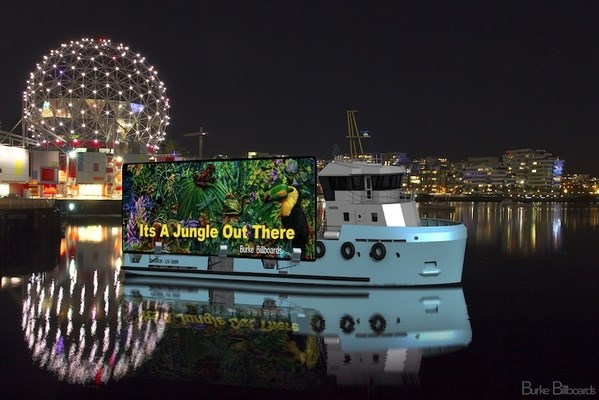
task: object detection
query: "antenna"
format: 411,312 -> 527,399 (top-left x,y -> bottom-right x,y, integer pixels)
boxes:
345,110 -> 369,158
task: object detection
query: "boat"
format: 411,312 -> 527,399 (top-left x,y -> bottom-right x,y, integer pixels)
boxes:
119,278 -> 472,390
122,112 -> 467,286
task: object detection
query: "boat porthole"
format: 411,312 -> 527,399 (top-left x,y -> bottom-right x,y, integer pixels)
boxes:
370,242 -> 386,261
310,314 -> 326,333
369,314 -> 387,334
396,252 -> 400,258
315,241 -> 326,258
340,242 -> 355,260
339,315 -> 355,334
414,236 -> 419,240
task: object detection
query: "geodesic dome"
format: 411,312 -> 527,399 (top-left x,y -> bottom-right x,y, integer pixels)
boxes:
23,38 -> 170,153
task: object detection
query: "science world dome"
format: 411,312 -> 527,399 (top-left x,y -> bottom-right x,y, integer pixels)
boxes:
22,38 -> 170,154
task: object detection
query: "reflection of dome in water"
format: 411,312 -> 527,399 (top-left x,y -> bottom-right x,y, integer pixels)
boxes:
21,267 -> 169,385
23,38 -> 170,153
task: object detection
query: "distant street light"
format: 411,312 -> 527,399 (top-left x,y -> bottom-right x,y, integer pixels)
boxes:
183,127 -> 208,159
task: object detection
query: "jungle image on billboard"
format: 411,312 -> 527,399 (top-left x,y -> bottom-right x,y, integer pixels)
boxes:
122,157 -> 317,261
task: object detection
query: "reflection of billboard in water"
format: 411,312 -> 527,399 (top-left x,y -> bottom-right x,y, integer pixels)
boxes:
127,297 -> 324,390
122,157 -> 317,261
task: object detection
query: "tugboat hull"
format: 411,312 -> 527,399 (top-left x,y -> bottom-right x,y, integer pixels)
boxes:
123,218 -> 466,287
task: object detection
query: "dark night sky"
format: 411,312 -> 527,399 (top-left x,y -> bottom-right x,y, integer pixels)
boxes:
2,1 -> 598,175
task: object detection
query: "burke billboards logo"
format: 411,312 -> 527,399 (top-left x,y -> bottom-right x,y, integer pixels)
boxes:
521,381 -> 596,396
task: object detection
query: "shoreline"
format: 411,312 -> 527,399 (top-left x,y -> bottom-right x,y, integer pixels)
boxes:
414,194 -> 599,203
1,196 -> 598,220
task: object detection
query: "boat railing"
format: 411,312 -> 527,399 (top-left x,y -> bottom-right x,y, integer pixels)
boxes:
333,153 -> 384,164
345,190 -> 414,204
420,218 -> 462,227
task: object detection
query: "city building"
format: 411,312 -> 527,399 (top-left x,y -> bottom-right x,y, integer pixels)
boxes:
560,174 -> 599,196
502,149 -> 564,195
407,157 -> 449,194
0,142 -> 29,197
460,157 -> 513,195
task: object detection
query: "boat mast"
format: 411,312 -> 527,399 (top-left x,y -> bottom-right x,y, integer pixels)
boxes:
346,110 -> 369,159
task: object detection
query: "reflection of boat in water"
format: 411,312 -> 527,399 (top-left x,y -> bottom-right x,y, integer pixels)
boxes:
19,262 -> 471,391
124,112 -> 467,286
119,277 -> 472,390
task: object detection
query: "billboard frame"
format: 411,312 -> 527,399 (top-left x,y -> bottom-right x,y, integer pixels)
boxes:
122,156 -> 317,262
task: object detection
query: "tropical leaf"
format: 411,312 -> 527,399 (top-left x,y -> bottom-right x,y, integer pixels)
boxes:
176,176 -> 227,220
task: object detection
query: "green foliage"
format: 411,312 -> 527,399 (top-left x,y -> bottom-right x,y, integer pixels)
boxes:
122,158 -> 317,258
176,165 -> 228,220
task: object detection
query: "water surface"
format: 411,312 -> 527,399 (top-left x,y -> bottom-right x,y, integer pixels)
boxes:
1,202 -> 597,399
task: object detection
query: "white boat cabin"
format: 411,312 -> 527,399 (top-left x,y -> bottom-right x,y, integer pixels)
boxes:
318,160 -> 421,236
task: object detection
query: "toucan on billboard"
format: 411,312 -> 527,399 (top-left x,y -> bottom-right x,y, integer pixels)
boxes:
122,157 -> 317,261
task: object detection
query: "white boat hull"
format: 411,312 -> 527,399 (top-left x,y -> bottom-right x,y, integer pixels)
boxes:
123,218 -> 467,286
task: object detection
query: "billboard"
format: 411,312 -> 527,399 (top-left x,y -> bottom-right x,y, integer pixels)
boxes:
122,157 -> 317,261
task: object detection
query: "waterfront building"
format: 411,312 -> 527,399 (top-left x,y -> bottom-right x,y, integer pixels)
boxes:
592,177 -> 599,196
8,38 -> 170,198
247,151 -> 276,158
0,143 -> 29,197
461,157 -> 513,196
502,149 -> 563,195
560,174 -> 599,196
407,157 -> 449,194
445,161 -> 465,195
381,152 -> 411,167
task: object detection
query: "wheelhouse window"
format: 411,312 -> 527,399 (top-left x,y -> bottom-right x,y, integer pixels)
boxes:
371,212 -> 378,222
318,173 -> 403,201
319,176 -> 360,200
343,212 -> 350,221
319,176 -> 335,201
371,174 -> 403,190
351,176 -> 364,190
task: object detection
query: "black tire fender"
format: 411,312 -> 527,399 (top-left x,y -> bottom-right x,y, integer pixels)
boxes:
310,314 -> 326,333
369,314 -> 387,334
340,242 -> 355,260
315,240 -> 326,258
339,315 -> 356,334
370,242 -> 386,261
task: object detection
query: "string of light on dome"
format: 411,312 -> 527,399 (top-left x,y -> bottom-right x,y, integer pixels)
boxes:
23,38 -> 169,153
21,268 -> 167,385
